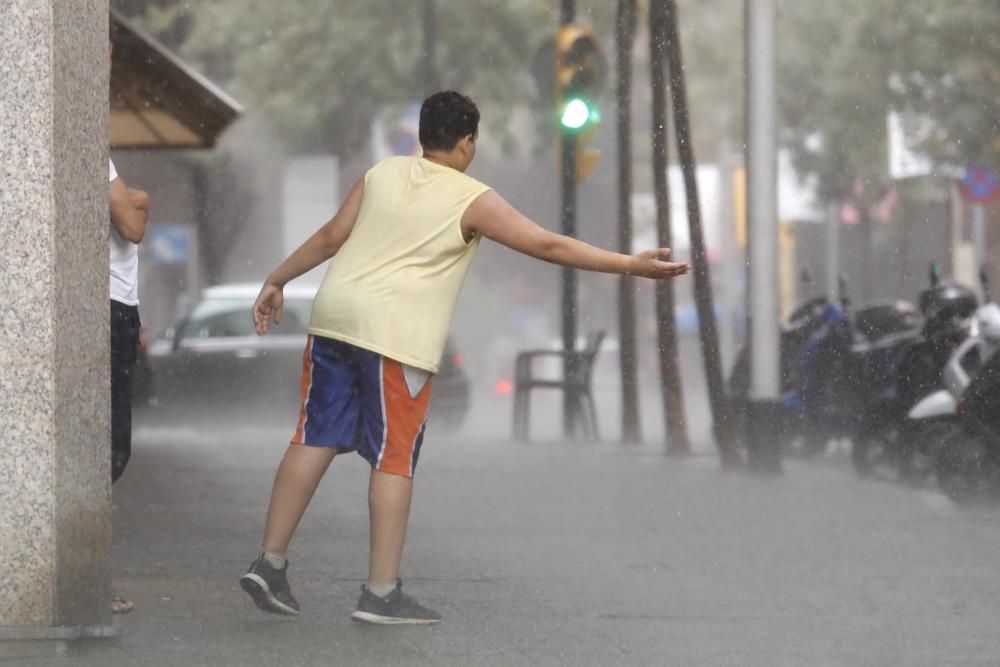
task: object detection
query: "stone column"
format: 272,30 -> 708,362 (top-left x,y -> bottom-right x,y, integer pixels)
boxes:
0,0 -> 115,657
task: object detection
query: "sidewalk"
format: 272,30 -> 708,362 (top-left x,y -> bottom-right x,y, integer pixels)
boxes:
11,422 -> 1000,666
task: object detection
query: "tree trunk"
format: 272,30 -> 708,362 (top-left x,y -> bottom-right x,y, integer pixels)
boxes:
663,0 -> 742,467
616,0 -> 641,443
649,0 -> 690,454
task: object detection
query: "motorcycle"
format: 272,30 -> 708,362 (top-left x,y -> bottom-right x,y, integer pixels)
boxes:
905,301 -> 1000,499
729,276 -> 922,458
935,348 -> 1000,501
851,274 -> 979,477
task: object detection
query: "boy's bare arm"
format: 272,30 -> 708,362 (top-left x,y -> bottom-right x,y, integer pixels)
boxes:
265,177 -> 365,289
253,177 -> 365,335
461,190 -> 688,279
109,177 -> 148,243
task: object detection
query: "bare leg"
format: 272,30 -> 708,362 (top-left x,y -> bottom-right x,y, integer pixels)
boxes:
262,445 -> 337,554
367,470 -> 414,584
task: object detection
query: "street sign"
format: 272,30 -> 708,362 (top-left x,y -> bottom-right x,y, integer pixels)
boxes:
959,164 -> 1000,203
370,102 -> 422,162
147,223 -> 190,265
887,111 -> 934,180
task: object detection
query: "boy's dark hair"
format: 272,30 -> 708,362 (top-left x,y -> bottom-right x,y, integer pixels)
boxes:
419,91 -> 479,151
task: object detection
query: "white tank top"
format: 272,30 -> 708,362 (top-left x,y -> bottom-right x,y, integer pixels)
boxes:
109,160 -> 139,306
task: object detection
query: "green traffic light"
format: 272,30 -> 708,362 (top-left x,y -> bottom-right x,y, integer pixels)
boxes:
560,98 -> 591,129
561,99 -> 589,129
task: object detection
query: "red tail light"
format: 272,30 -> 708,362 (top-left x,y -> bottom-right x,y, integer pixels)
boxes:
451,353 -> 464,368
495,379 -> 513,395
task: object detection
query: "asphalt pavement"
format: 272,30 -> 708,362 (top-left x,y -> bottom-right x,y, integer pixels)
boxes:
8,408 -> 1000,667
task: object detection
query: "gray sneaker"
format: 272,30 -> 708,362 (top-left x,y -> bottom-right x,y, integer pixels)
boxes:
240,554 -> 301,616
350,579 -> 442,625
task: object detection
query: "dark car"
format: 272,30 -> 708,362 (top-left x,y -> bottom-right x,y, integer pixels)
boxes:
138,283 -> 470,432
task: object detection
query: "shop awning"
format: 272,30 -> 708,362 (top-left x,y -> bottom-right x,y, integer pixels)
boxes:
111,10 -> 243,149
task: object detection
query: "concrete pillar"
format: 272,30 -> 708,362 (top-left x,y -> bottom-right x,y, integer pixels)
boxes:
0,0 -> 115,657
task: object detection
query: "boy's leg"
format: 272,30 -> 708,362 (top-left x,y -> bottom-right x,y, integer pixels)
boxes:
241,444 -> 337,617
261,336 -> 358,553
241,444 -> 335,616
351,357 -> 440,624
242,336 -> 359,616
262,444 -> 337,554
354,468 -> 440,624
367,469 -> 413,586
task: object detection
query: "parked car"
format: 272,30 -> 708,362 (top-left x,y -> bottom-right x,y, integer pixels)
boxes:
137,283 -> 470,432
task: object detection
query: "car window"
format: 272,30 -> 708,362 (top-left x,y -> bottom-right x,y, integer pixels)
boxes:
180,309 -> 257,339
178,297 -> 312,340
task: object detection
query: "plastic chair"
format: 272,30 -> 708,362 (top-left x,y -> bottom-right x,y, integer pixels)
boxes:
512,330 -> 605,441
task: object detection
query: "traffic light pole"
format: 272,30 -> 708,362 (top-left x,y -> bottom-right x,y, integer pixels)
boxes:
561,134 -> 578,437
559,0 -> 577,437
560,0 -> 574,24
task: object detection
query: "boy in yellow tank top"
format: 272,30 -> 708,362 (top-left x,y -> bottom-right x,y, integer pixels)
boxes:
240,92 -> 689,624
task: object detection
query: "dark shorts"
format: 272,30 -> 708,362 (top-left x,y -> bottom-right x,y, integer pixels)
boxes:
290,336 -> 434,478
111,299 -> 140,483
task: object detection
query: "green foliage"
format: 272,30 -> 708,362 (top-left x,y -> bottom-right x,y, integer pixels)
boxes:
674,0 -> 746,154
137,0 -> 553,154
132,0 -> 1000,192
652,0 -> 1000,199
780,0 -> 1000,200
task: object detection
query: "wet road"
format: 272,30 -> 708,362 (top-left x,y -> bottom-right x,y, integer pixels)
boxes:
12,408 -> 1000,666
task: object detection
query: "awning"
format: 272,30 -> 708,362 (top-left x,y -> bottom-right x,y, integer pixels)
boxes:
111,10 -> 243,149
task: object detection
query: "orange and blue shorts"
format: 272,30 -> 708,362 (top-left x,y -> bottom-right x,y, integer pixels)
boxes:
290,335 -> 433,478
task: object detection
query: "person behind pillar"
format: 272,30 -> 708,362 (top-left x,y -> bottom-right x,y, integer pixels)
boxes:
108,159 -> 149,613
107,26 -> 150,614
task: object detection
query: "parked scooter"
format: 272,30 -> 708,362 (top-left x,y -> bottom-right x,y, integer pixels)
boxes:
884,271 -> 996,484
935,338 -> 1000,501
729,272 -> 922,458
906,298 -> 1000,499
852,271 -> 979,476
896,270 -> 981,409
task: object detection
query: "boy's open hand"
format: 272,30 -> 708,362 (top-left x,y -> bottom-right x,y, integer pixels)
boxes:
252,283 -> 284,335
629,249 -> 690,279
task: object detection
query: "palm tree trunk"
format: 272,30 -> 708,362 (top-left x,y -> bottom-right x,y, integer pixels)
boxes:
616,0 -> 641,443
663,0 -> 741,467
649,0 -> 690,455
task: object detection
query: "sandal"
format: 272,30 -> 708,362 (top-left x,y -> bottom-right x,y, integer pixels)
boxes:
112,595 -> 134,614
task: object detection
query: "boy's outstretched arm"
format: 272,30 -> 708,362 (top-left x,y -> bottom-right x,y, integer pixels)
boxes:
253,177 -> 365,334
462,190 -> 689,279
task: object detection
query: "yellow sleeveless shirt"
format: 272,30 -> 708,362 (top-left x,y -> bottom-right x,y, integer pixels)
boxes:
308,156 -> 491,373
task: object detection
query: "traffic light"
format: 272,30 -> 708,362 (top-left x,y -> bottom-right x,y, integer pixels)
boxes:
554,25 -> 605,183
